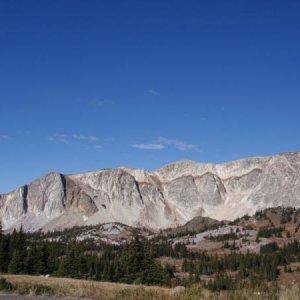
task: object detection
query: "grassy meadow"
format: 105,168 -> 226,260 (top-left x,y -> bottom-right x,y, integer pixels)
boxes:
0,275 -> 299,300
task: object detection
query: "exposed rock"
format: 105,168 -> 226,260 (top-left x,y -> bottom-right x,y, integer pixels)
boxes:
26,172 -> 66,218
0,152 -> 300,232
163,175 -> 201,222
64,177 -> 98,216
195,173 -> 226,206
0,186 -> 27,228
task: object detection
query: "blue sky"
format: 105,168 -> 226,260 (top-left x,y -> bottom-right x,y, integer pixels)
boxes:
0,0 -> 300,193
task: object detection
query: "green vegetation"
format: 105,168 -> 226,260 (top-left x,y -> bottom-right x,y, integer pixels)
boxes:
260,242 -> 279,254
183,240 -> 299,288
0,220 -> 299,292
0,277 -> 13,291
205,273 -> 236,291
254,210 -> 266,219
258,227 -> 283,238
0,225 -> 170,286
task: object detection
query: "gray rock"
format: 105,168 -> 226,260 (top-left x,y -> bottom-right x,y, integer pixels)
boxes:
0,152 -> 300,231
0,186 -> 27,228
195,173 -> 226,206
26,172 -> 66,218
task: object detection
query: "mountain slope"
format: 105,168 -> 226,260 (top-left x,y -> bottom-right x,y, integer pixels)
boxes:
0,152 -> 300,232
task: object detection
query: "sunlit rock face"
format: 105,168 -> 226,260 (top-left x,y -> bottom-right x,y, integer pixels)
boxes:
0,152 -> 299,232
26,173 -> 66,218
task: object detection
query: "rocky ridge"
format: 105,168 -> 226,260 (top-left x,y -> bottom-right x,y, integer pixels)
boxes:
0,152 -> 299,232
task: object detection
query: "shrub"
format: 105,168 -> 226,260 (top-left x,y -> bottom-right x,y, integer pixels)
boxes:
206,273 -> 236,291
15,284 -> 55,296
260,242 -> 279,254
258,227 -> 283,238
0,277 -> 13,291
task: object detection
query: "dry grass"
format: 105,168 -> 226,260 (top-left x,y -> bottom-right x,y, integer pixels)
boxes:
2,275 -> 171,299
174,284 -> 300,300
1,275 -> 300,300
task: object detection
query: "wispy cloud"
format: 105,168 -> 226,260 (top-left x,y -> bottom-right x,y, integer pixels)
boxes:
72,134 -> 99,143
148,89 -> 158,96
0,134 -> 11,140
47,133 -> 108,150
47,134 -> 68,144
132,137 -> 201,152
90,99 -> 115,107
158,137 -> 201,152
132,143 -> 165,150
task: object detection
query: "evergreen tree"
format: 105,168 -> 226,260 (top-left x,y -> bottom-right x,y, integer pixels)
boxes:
0,227 -> 9,273
56,239 -> 84,278
142,241 -> 167,285
8,249 -> 24,274
0,222 -> 2,241
120,235 -> 144,283
45,243 -> 60,274
25,243 -> 46,275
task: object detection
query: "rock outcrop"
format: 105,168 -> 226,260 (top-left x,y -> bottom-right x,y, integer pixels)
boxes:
0,152 -> 299,232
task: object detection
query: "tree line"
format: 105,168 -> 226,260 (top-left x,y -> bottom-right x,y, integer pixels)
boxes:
0,223 -> 299,290
182,240 -> 300,290
0,225 -> 169,285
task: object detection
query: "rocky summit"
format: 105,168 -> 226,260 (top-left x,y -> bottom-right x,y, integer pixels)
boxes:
0,152 -> 299,232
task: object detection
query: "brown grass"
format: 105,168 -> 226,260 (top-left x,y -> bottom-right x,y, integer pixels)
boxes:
2,275 -> 300,300
2,275 -> 171,299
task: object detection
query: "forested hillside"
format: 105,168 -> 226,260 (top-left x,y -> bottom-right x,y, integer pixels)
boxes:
0,206 -> 299,292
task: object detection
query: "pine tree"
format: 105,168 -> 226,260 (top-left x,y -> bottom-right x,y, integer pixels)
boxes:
142,241 -> 166,285
0,223 -> 9,273
46,243 -> 60,274
120,235 -> 144,283
0,221 -> 2,241
56,239 -> 82,278
8,249 -> 24,274
8,227 -> 27,274
25,243 -> 46,275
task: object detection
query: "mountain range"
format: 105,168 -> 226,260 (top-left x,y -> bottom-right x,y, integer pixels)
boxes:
0,152 -> 299,232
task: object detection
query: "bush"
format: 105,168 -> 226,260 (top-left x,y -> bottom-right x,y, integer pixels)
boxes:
0,277 -> 13,291
258,227 -> 283,238
206,273 -> 236,291
260,242 -> 279,254
15,284 -> 55,296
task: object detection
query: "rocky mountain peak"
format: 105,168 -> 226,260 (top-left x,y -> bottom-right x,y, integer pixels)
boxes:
0,152 -> 299,232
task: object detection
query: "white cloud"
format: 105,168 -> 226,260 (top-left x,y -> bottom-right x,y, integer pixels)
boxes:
72,134 -> 99,143
90,99 -> 114,107
158,137 -> 201,152
148,89 -> 158,96
47,133 -> 104,148
132,137 -> 201,152
132,143 -> 165,150
47,134 -> 68,144
0,134 -> 11,140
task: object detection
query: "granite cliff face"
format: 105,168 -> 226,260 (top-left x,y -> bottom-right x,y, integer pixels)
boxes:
0,152 -> 299,232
